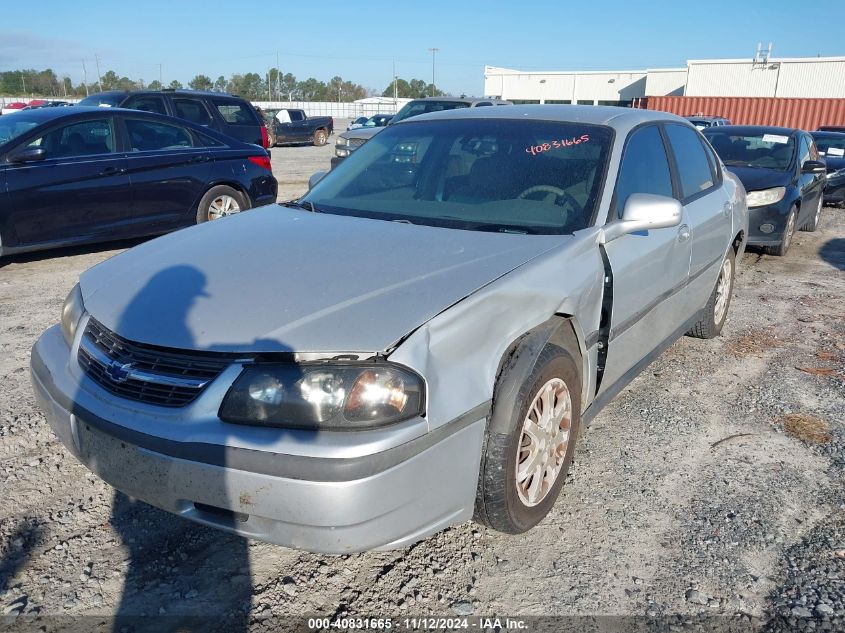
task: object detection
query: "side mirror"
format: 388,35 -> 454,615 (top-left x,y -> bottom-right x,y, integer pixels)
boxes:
601,193 -> 682,244
802,159 -> 826,174
8,147 -> 47,164
308,171 -> 327,189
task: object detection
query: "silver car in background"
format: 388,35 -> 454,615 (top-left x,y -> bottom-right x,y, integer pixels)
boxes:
31,106 -> 748,553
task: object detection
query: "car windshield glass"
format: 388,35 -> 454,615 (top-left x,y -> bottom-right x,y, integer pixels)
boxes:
689,119 -> 711,129
391,100 -> 471,124
78,94 -> 125,107
812,134 -> 845,158
303,118 -> 612,235
0,114 -> 41,146
703,130 -> 795,170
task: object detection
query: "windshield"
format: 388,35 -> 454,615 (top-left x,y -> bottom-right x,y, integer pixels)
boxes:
303,118 -> 612,235
0,114 -> 41,146
812,133 -> 845,159
704,130 -> 795,170
78,94 -> 124,107
391,100 -> 471,124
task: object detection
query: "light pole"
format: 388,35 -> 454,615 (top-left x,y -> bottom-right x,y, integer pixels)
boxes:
428,47 -> 439,96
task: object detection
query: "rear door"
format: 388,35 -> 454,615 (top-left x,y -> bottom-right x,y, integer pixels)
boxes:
4,115 -> 132,247
121,115 -> 212,231
600,124 -> 692,393
798,133 -> 824,220
287,110 -> 309,141
663,123 -> 731,308
209,98 -> 262,145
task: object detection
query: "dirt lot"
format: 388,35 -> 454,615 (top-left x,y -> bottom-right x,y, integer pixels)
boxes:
1,134 -> 844,632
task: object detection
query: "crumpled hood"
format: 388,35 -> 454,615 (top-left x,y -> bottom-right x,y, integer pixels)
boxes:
80,207 -> 566,353
725,165 -> 793,192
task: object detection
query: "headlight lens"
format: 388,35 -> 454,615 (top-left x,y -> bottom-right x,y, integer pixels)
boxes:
219,362 -> 424,430
60,283 -> 85,346
746,186 -> 786,208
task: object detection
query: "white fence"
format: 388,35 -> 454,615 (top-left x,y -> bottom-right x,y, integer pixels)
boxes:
252,101 -> 408,118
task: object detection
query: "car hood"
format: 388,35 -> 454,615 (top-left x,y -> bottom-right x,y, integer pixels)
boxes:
341,127 -> 383,142
80,207 -> 567,354
724,165 -> 793,191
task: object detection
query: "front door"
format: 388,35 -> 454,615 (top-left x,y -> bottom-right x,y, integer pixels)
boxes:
4,116 -> 132,248
600,124 -> 692,393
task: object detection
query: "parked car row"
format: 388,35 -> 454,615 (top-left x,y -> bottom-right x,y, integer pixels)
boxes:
0,105 -> 277,257
33,104 -> 754,553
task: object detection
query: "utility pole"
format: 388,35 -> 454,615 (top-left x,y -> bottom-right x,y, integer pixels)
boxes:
21,74 -> 26,96
94,53 -> 102,91
267,69 -> 271,101
159,64 -> 163,87
276,51 -> 281,102
392,58 -> 397,108
428,48 -> 439,96
82,59 -> 89,96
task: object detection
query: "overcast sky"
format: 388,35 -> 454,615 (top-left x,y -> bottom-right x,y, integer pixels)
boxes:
2,0 -> 845,96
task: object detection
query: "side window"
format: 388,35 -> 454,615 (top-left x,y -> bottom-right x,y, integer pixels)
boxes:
173,98 -> 212,126
665,124 -> 715,199
700,136 -> 721,183
798,135 -> 814,164
808,137 -> 820,161
125,119 -> 194,152
194,129 -> 225,148
213,100 -> 257,125
614,125 -> 674,218
123,95 -> 168,115
288,110 -> 305,122
27,118 -> 115,158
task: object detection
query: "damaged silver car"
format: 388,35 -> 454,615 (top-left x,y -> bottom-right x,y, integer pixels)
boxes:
31,106 -> 748,553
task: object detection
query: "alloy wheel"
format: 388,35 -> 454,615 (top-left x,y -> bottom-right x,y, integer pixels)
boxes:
515,378 -> 572,507
207,195 -> 241,220
713,256 -> 732,324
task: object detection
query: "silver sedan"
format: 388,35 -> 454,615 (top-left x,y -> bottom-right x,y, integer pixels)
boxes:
31,105 -> 748,552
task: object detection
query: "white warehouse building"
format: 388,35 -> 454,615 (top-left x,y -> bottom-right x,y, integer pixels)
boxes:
483,55 -> 845,105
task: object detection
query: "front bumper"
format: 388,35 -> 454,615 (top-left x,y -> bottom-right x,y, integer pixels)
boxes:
745,199 -> 793,246
30,325 -> 486,553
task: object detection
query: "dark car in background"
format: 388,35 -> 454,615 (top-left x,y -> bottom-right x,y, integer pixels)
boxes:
817,125 -> 845,133
331,97 -> 512,167
79,90 -> 270,150
0,107 -> 277,257
703,125 -> 825,256
811,130 -> 845,206
264,108 -> 334,146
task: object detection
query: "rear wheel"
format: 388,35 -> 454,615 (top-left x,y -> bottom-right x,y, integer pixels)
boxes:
196,186 -> 248,224
687,248 -> 735,339
475,344 -> 581,534
801,196 -> 823,232
312,129 -> 328,146
764,205 -> 797,256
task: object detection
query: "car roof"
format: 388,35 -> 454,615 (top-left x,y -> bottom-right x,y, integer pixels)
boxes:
702,124 -> 800,136
811,130 -> 845,138
396,104 -> 688,129
84,89 -> 235,98
0,105 -> 110,123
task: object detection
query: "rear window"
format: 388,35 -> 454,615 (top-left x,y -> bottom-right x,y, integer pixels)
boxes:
78,94 -> 125,108
212,100 -> 258,126
391,100 -> 471,124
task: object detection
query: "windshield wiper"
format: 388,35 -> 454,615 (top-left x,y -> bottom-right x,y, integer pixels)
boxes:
281,200 -> 321,213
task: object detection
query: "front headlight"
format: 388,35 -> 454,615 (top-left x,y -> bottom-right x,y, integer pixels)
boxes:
219,362 -> 425,430
60,283 -> 85,346
746,186 -> 786,208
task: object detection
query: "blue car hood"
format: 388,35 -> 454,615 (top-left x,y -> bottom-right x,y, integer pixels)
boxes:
79,207 -> 567,354
725,165 -> 793,192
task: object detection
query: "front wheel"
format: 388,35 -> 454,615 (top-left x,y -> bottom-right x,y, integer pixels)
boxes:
475,344 -> 581,534
801,196 -> 823,232
687,248 -> 735,339
764,206 -> 797,256
196,186 -> 248,224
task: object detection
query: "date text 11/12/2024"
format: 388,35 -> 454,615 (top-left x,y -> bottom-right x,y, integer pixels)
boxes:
306,617 -> 529,630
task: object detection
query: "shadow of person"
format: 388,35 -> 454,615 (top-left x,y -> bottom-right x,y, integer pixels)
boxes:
95,266 -> 251,633
819,238 -> 845,271
0,519 -> 42,616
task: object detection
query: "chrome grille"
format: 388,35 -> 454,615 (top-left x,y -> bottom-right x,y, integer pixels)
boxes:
78,318 -> 235,407
348,138 -> 367,148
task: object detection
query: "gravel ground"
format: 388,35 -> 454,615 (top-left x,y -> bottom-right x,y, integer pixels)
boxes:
1,140 -> 844,631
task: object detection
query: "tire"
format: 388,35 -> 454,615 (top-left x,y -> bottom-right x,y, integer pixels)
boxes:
312,129 -> 328,146
801,196 -> 823,232
687,248 -> 735,339
764,205 -> 797,256
475,344 -> 581,534
196,185 -> 248,224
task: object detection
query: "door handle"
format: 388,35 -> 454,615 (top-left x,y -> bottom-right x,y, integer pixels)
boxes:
98,166 -> 125,176
723,201 -> 733,217
190,155 -> 210,163
677,224 -> 691,242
